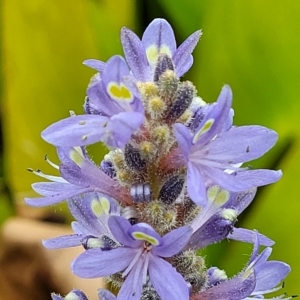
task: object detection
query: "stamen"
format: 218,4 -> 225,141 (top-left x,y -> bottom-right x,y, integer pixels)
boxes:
27,168 -> 67,183
44,154 -> 59,170
122,248 -> 143,278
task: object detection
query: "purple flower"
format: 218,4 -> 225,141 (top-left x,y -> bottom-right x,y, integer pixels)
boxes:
43,192 -> 120,250
167,85 -> 282,206
72,216 -> 192,300
120,18 -> 202,81
188,185 -> 274,249
42,56 -> 145,148
192,234 -> 291,300
25,146 -> 131,207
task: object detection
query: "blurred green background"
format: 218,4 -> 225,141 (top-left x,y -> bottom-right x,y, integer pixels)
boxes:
1,0 -> 299,296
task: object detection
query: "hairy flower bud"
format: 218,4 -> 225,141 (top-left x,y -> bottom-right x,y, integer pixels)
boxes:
166,81 -> 196,123
159,175 -> 185,204
153,53 -> 174,82
124,143 -> 146,171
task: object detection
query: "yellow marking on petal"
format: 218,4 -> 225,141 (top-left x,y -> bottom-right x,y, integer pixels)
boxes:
146,45 -> 172,65
91,197 -> 110,217
107,82 -> 133,103
207,186 -> 230,206
193,119 -> 214,144
69,148 -> 84,166
146,45 -> 159,65
207,185 -> 220,203
132,232 -> 159,245
215,189 -> 230,205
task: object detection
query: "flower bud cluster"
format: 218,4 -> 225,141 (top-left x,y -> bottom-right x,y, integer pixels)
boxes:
26,18 -> 293,300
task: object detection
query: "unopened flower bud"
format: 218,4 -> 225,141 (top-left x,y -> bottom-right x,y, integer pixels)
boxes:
159,175 -> 185,205
166,81 -> 196,123
154,53 -> 174,82
124,143 -> 146,171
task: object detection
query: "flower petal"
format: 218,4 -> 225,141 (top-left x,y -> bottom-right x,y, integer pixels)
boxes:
228,228 -> 275,247
108,216 -> 141,248
142,19 -> 176,64
153,226 -> 192,257
194,270 -> 256,300
41,115 -> 109,147
83,59 -> 106,72
148,254 -> 189,300
173,30 -> 202,77
187,162 -> 209,206
97,289 -> 117,300
173,123 -> 192,159
192,85 -> 232,147
121,27 -> 150,81
43,235 -> 83,249
117,255 -> 144,300
72,247 -> 136,278
204,126 -> 278,163
254,261 -> 291,293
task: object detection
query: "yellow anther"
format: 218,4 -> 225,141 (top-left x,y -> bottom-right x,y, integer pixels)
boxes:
81,135 -> 87,141
78,120 -> 86,125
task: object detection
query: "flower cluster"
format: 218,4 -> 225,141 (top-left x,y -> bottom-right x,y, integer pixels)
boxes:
27,19 -> 292,300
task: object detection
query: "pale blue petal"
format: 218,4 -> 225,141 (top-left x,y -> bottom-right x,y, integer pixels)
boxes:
117,255 -> 144,300
98,289 -> 117,300
83,59 -> 106,72
193,270 -> 256,300
148,254 -> 189,300
41,115 -> 109,147
142,18 -> 176,56
153,226 -> 192,257
254,261 -> 291,293
228,228 -> 274,247
121,27 -> 150,81
108,216 -> 141,248
187,162 -> 208,206
43,235 -> 83,249
203,126 -> 278,163
173,30 -> 202,77
72,247 -> 136,278
173,123 -> 192,159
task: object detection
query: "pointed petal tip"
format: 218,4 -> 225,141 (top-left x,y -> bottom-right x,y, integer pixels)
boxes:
24,197 -> 40,207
